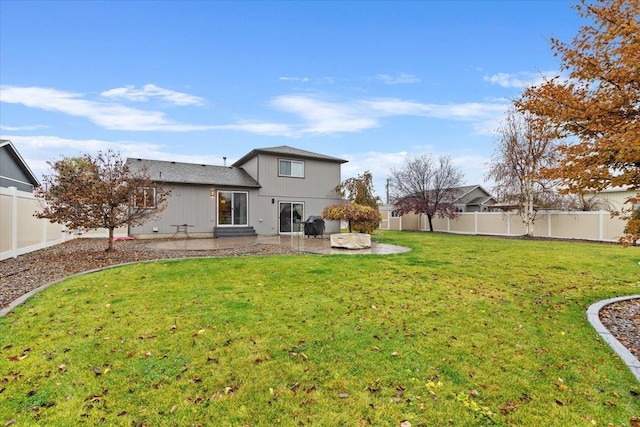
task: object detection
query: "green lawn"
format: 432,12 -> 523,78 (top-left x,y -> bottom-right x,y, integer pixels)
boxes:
1,232 -> 639,426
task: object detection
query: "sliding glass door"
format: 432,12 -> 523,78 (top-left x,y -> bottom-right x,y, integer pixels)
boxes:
217,191 -> 248,226
279,202 -> 304,233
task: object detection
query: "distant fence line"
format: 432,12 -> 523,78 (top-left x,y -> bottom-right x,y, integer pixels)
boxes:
0,187 -> 126,261
0,187 -> 630,261
380,210 -> 627,242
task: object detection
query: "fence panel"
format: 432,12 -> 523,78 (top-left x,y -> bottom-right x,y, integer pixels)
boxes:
1,186 -> 133,260
422,210 -> 626,242
1,187 -> 67,260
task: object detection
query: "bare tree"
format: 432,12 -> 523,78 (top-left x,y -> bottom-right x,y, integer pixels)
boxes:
36,150 -> 170,251
486,108 -> 558,236
389,155 -> 464,231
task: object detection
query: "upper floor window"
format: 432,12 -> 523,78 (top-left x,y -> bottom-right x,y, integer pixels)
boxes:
133,187 -> 157,208
279,159 -> 304,178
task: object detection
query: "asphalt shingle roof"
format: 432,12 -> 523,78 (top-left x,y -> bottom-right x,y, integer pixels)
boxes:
232,145 -> 347,167
126,158 -> 261,188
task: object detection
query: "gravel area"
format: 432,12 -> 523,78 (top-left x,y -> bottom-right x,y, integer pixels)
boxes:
1,238 -> 638,363
600,298 -> 640,361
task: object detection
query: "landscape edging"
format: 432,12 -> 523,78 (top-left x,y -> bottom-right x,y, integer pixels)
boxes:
586,295 -> 640,382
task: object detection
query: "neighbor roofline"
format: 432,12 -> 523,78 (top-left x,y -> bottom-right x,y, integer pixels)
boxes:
0,139 -> 41,187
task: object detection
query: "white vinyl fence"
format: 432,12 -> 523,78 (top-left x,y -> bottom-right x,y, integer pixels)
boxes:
381,210 -> 627,243
1,186 -> 127,261
1,186 -> 69,260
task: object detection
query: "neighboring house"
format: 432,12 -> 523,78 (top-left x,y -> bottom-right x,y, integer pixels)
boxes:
590,187 -> 638,212
452,185 -> 497,212
126,145 -> 347,238
379,185 -> 497,231
0,139 -> 40,192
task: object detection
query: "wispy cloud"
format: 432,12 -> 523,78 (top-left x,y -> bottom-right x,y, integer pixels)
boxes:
210,122 -> 296,137
0,85 -> 212,131
483,71 -> 558,88
101,84 -> 206,106
2,135 -> 230,179
372,73 -> 421,85
279,77 -> 311,83
267,94 -> 509,136
0,124 -> 47,131
270,95 -> 378,135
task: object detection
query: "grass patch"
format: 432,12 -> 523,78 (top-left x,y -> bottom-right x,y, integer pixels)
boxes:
1,232 -> 639,426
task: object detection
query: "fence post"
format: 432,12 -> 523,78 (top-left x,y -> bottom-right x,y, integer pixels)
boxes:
9,186 -> 18,258
599,211 -> 604,241
474,211 -> 478,234
506,211 -> 511,235
548,213 -> 552,237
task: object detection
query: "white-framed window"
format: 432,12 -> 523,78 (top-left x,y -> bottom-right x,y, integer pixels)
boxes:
279,159 -> 304,178
391,210 -> 400,218
134,187 -> 157,208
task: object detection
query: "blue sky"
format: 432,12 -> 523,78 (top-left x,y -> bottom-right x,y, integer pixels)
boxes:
0,1 -> 583,198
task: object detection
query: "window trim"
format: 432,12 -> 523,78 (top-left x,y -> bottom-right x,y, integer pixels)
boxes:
278,158 -> 305,178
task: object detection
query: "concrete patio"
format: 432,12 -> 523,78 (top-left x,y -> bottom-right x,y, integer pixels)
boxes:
150,234 -> 411,255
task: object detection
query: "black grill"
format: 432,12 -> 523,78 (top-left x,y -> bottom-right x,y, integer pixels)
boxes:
304,216 -> 325,237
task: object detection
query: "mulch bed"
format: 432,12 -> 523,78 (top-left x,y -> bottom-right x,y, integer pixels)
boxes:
1,238 -> 638,362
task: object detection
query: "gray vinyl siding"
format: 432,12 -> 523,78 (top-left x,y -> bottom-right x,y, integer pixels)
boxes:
129,183 -> 217,236
0,148 -> 37,192
241,156 -> 259,181
247,154 -> 343,235
256,155 -> 341,200
459,188 -> 484,204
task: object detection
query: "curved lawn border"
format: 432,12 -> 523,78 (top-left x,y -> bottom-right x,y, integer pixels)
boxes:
587,295 -> 640,382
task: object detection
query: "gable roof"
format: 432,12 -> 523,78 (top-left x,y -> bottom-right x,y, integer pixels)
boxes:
390,184 -> 496,206
0,139 -> 41,188
126,158 -> 260,188
455,184 -> 492,199
467,195 -> 496,206
232,145 -> 347,167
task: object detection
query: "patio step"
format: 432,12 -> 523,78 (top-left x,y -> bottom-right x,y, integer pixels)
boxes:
214,226 -> 258,238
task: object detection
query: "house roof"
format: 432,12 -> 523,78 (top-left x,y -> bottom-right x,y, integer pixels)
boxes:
455,184 -> 493,200
0,139 -> 41,187
467,196 -> 496,206
126,158 -> 261,188
232,145 -> 348,167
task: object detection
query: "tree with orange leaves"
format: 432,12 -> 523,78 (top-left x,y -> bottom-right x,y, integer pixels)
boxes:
517,0 -> 639,245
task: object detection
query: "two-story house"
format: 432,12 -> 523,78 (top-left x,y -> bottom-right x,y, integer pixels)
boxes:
126,145 -> 347,238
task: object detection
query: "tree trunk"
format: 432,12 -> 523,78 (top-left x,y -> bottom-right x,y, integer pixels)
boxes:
523,178 -> 534,237
106,227 -> 115,251
427,214 -> 434,232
